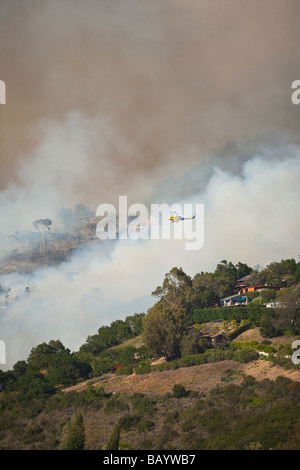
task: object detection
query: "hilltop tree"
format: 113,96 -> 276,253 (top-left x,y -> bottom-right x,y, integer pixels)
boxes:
47,350 -> 92,386
143,301 -> 188,360
192,260 -> 244,307
27,340 -> 66,370
32,218 -> 52,255
152,267 -> 193,312
247,259 -> 300,288
32,218 -> 52,232
273,284 -> 300,333
235,261 -> 253,279
215,260 -> 237,279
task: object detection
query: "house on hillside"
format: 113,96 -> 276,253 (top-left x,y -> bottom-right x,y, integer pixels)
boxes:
187,326 -> 230,348
235,274 -> 252,289
209,332 -> 230,348
239,285 -> 282,295
235,274 -> 282,294
220,293 -> 250,307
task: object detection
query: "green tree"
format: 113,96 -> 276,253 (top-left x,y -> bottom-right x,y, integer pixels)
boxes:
152,267 -> 193,314
47,351 -> 91,386
143,302 -> 188,360
110,319 -> 132,343
191,272 -> 219,308
192,268 -> 236,309
27,340 -> 66,370
92,356 -> 114,376
14,370 -> 55,401
180,334 -> 201,356
260,312 -> 278,338
180,334 -> 210,356
246,302 -> 263,326
235,262 -> 253,280
116,345 -> 137,367
259,289 -> 277,304
62,414 -> 86,450
104,424 -> 121,450
274,284 -> 300,333
0,370 -> 15,392
172,383 -> 188,398
233,347 -> 259,363
12,360 -> 28,378
136,345 -> 153,361
125,313 -> 145,336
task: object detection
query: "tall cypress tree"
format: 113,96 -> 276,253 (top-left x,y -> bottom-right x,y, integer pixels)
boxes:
62,414 -> 85,450
103,424 -> 121,450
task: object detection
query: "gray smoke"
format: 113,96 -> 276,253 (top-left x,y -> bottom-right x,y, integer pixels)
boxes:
1,0 -> 300,368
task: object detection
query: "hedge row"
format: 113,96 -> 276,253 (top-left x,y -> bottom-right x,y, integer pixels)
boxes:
193,307 -> 249,324
230,341 -> 276,355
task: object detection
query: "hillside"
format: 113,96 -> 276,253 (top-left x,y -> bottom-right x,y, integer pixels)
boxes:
1,347 -> 299,450
63,327 -> 300,395
0,232 -> 96,275
63,357 -> 300,396
0,258 -> 299,450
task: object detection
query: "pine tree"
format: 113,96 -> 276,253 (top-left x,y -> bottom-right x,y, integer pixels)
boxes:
103,424 -> 121,450
62,414 -> 85,450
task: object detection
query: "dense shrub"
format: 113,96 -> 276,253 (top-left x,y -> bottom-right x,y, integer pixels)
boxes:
230,341 -> 276,355
104,395 -> 130,414
134,362 -> 151,375
172,384 -> 188,398
233,347 -> 259,363
193,307 -> 248,324
13,371 -> 55,402
61,414 -> 85,450
137,419 -> 155,433
131,394 -> 157,416
115,366 -> 133,376
178,353 -> 206,368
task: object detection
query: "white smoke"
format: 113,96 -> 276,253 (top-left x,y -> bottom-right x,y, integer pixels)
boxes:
1,0 -> 300,370
1,123 -> 300,369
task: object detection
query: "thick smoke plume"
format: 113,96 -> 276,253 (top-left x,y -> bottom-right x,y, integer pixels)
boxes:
1,0 -> 300,368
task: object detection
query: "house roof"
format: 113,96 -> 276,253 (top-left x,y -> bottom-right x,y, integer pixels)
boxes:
220,293 -> 248,301
188,327 -> 229,340
237,274 -> 251,281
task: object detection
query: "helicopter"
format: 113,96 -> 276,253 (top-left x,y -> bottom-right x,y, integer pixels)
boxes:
169,211 -> 196,223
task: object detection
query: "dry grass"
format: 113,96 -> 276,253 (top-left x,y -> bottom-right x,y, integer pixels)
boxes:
63,358 -> 300,397
232,326 -> 296,348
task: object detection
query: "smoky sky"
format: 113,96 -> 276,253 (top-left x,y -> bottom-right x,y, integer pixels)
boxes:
1,0 -> 300,204
1,0 -> 300,368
